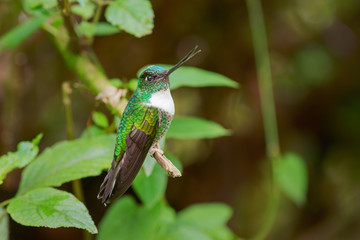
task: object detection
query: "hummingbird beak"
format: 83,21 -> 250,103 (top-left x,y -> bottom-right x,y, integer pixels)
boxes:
165,46 -> 201,76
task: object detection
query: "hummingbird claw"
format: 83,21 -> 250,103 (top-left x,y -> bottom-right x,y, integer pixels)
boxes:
149,145 -> 164,157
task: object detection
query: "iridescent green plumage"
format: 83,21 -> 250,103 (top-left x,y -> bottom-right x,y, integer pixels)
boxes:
98,47 -> 201,204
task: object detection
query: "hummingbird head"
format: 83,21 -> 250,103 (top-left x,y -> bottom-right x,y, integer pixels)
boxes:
136,46 -> 201,95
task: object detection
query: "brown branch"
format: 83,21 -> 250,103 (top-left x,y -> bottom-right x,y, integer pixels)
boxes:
57,0 -> 79,53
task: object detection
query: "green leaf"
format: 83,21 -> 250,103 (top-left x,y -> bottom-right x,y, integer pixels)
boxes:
105,0 -> 154,37
17,134 -> 115,195
92,111 -> 109,128
71,2 -> 96,20
167,116 -> 231,139
133,163 -> 167,207
0,208 -> 9,240
97,196 -> 166,240
0,14 -> 49,52
138,65 -> 239,89
80,125 -> 107,139
7,187 -> 97,234
274,152 -> 308,206
143,154 -> 157,177
178,203 -> 233,231
95,22 -> 121,36
0,134 -> 42,184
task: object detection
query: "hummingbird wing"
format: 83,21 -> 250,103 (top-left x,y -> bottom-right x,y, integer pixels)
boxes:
98,104 -> 159,204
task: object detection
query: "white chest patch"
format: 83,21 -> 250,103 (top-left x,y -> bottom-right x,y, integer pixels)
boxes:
146,89 -> 175,115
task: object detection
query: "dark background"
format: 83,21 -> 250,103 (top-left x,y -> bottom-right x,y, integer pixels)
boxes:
1,0 -> 360,239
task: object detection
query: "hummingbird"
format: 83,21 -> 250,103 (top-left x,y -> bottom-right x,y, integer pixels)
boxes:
98,46 -> 201,205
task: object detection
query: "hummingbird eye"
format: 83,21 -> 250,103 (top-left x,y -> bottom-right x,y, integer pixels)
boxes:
145,75 -> 155,82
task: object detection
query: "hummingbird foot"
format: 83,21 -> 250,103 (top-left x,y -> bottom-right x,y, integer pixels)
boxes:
150,143 -> 182,178
149,144 -> 164,156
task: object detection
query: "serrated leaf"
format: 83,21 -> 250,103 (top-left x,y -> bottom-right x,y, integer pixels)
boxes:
7,187 -> 97,234
138,65 -> 239,89
178,203 -> 233,231
133,162 -> 167,207
92,111 -> 109,128
105,0 -> 154,37
17,134 -> 115,195
0,14 -> 49,52
0,134 -> 42,184
167,116 -> 231,139
274,152 -> 308,206
71,2 -> 96,20
95,22 -> 121,36
0,208 -> 9,240
97,196 -> 166,240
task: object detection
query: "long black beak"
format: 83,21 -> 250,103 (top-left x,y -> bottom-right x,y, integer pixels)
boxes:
166,46 -> 201,76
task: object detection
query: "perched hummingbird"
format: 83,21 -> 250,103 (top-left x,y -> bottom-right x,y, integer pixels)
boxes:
98,46 -> 201,205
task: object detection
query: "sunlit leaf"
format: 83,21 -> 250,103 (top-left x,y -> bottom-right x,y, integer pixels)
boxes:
133,163 -> 167,207
274,152 -> 308,206
97,196 -> 166,240
0,208 -> 9,240
178,203 -> 233,231
105,0 -> 154,37
0,134 -> 42,184
167,116 -> 231,139
0,15 -> 49,52
17,134 -> 115,195
7,187 -> 97,234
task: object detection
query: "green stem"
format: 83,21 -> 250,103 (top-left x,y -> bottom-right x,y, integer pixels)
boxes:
0,199 -> 11,208
246,0 -> 281,239
62,82 -> 92,240
88,2 -> 103,44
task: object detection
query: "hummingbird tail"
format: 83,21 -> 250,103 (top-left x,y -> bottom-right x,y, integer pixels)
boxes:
97,157 -> 122,205
97,125 -> 156,205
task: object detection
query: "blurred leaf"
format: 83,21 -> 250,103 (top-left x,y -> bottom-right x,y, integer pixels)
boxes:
274,152 -> 308,206
127,78 -> 138,92
178,203 -> 233,231
92,111 -> 109,128
0,208 -> 9,240
105,0 -> 154,37
0,134 -> 42,185
95,22 -> 121,36
143,154 -> 157,176
166,153 -> 183,174
77,21 -> 96,37
80,125 -> 107,139
97,196 -> 166,240
71,2 -> 96,20
7,187 -> 97,234
17,134 -> 115,195
138,65 -> 239,89
162,226 -> 212,240
23,0 -> 57,14
133,163 -> 167,207
109,78 -> 123,88
0,14 -> 49,52
167,116 -> 231,139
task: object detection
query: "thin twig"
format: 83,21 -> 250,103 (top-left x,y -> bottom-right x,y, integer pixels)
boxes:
57,0 -> 79,53
246,0 -> 281,239
0,199 -> 11,208
62,82 -> 92,240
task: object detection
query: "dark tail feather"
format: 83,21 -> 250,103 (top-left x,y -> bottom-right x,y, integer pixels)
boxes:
97,158 -> 122,205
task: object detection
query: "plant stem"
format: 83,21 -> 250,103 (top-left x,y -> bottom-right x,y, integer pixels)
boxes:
246,0 -> 281,239
62,82 -> 92,240
0,199 -> 11,208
